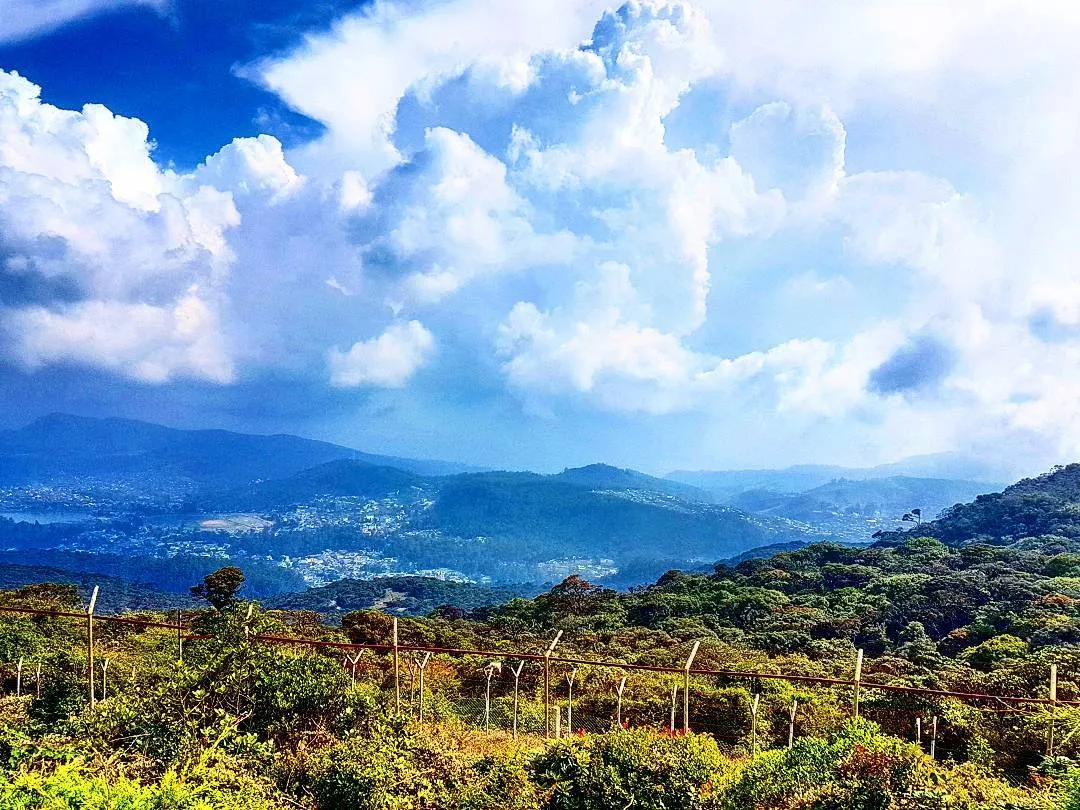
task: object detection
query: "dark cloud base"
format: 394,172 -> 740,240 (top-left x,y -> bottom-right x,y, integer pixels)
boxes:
868,334 -> 956,396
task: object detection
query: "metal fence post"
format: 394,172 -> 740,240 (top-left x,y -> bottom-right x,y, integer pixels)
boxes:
852,648 -> 864,719
15,658 -> 22,697
568,670 -> 577,733
930,715 -> 938,759
416,652 -> 431,724
615,676 -> 627,729
669,683 -> 677,733
35,661 -> 42,699
484,662 -> 500,728
86,585 -> 99,708
543,630 -> 563,737
683,640 -> 700,733
916,716 -> 922,746
393,617 -> 401,713
177,608 -> 183,663
750,692 -> 761,756
101,658 -> 109,700
407,656 -> 417,712
511,661 -> 525,739
788,699 -> 798,749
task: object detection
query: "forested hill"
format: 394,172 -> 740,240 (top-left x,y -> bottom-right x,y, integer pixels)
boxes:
0,413 -> 481,488
875,463 -> 1080,547
478,534 -> 1080,658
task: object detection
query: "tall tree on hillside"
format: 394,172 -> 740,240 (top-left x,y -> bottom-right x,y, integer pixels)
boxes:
191,566 -> 245,610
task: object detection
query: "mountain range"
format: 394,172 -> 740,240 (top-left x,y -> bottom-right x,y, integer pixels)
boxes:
667,453 -> 1007,498
0,413 -> 1009,602
0,412 -> 482,489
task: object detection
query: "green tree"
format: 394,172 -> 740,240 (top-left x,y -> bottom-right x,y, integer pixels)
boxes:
191,566 -> 246,610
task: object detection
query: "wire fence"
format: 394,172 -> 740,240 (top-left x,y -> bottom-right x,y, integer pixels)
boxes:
0,600 -> 1073,760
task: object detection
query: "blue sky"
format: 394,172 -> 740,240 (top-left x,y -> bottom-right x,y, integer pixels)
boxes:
0,0 -> 354,165
1,0 -> 1079,476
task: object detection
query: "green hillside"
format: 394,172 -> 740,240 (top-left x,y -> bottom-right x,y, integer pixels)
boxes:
876,463 -> 1080,546
2,551 -> 1078,809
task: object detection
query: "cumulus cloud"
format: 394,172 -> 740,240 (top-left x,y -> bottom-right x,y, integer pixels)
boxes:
351,126 -> 577,307
328,320 -> 435,388
4,290 -> 233,383
251,0 -> 613,177
0,70 -> 245,381
5,0 -> 1080,472
729,102 -> 845,207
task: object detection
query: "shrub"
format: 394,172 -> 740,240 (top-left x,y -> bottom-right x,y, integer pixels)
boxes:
285,721 -> 538,810
720,719 -> 1048,810
0,749 -> 281,810
530,728 -> 735,810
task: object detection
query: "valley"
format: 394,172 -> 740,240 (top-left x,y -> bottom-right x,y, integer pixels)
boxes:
0,414 -> 1000,612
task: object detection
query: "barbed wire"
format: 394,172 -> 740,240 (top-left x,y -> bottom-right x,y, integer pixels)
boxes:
0,603 -> 1075,710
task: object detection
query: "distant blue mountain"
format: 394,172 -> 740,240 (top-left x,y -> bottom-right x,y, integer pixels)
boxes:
728,476 -> 996,523
667,453 -> 1006,498
552,463 -> 712,502
0,413 -> 484,487
206,459 -> 822,566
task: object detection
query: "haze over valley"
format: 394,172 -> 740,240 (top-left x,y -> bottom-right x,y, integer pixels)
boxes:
0,413 -> 1001,612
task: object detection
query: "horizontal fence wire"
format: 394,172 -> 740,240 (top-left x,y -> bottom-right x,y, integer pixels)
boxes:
0,604 -> 1075,710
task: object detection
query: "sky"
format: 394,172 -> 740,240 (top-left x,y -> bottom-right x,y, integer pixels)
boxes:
1,0 -> 1080,476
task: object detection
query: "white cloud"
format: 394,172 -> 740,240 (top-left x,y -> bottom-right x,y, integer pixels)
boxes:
0,70 -> 248,382
7,0 -> 1080,472
729,102 -> 846,208
328,320 -> 435,388
354,127 -> 579,308
496,260 -> 898,417
0,71 -> 240,295
189,135 -> 303,200
251,0 -> 613,178
497,259 -> 701,412
4,289 -> 233,383
0,0 -> 165,44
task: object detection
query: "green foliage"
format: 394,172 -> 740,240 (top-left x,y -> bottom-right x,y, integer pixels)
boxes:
531,730 -> 733,810
962,635 -> 1029,671
721,719 -> 1045,810
0,750 -> 282,809
0,559 -> 1074,810
286,723 -> 538,810
191,566 -> 246,610
274,576 -> 521,617
880,464 -> 1080,546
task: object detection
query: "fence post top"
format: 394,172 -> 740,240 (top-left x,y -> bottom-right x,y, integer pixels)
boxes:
545,629 -> 563,657
685,640 -> 701,672
86,585 -> 99,615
